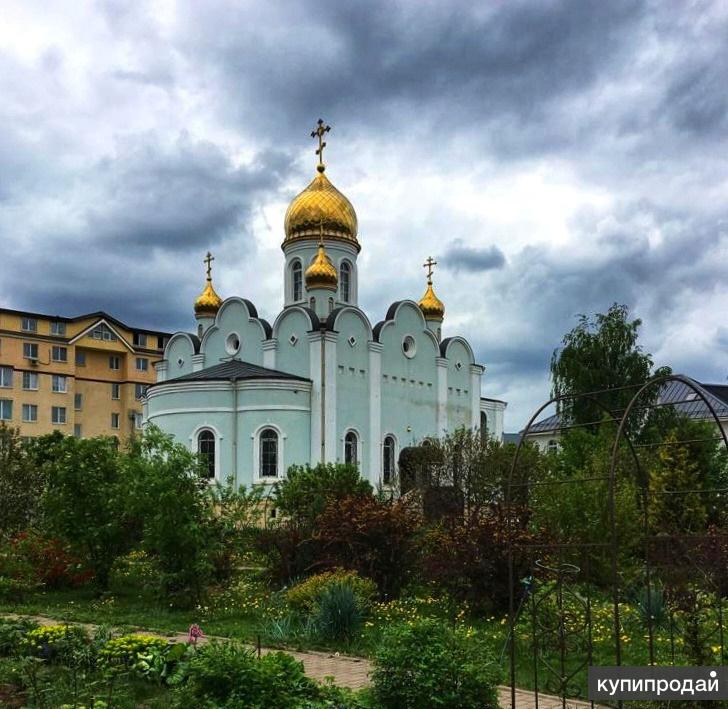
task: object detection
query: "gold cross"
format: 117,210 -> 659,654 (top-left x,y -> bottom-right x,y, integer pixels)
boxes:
423,256 -> 437,282
204,251 -> 214,281
311,118 -> 331,172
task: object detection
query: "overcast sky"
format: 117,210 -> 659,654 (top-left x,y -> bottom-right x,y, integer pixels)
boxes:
2,0 -> 727,429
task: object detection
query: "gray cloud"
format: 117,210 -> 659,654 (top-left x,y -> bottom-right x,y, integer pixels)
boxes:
442,241 -> 506,273
1,0 -> 728,428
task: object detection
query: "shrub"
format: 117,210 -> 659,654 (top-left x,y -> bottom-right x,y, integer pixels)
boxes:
125,426 -> 220,606
10,531 -> 92,589
286,569 -> 377,614
0,618 -> 38,657
171,641 -> 333,708
41,435 -> 136,589
371,619 -> 500,709
0,541 -> 38,601
273,463 -> 373,527
98,633 -> 170,669
0,423 -> 45,535
313,583 -> 363,644
21,624 -> 89,663
315,496 -> 420,598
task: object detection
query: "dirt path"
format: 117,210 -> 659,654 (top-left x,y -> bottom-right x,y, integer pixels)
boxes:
2,613 -> 602,707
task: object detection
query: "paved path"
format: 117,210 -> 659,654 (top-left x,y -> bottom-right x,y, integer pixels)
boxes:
2,613 -> 602,707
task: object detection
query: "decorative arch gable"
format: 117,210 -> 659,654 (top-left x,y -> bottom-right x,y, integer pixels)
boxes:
201,297 -> 270,365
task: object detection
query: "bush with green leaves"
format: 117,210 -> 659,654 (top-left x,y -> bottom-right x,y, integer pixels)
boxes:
313,583 -> 364,644
171,640 -> 353,708
273,463 -> 373,527
0,617 -> 38,656
21,624 -> 89,663
41,435 -> 136,589
125,426 -> 220,606
371,619 -> 500,709
286,569 -> 377,614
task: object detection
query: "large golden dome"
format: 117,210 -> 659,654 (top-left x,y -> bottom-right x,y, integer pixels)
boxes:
283,169 -> 359,250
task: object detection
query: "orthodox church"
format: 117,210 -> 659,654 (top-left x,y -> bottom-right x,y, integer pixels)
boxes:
143,121 -> 506,488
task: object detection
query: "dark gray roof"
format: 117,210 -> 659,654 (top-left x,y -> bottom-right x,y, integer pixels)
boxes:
524,379 -> 728,434
158,360 -> 310,385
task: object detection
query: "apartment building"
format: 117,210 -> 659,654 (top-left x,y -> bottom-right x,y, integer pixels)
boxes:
0,308 -> 170,440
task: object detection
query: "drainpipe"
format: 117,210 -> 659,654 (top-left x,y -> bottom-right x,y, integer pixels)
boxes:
230,376 -> 239,486
320,327 -> 326,463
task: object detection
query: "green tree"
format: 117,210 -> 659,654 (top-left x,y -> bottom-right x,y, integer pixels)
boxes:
0,423 -> 45,536
648,431 -> 708,535
41,435 -> 134,589
550,303 -> 670,433
125,425 -> 220,606
272,463 -> 373,527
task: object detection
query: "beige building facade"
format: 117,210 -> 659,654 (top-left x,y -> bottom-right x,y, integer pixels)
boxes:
0,308 -> 169,440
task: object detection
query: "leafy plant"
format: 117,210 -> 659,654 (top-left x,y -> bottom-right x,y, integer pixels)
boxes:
21,624 -> 89,663
286,569 -> 377,614
171,640 -> 332,708
313,583 -> 363,644
0,618 -> 38,657
98,634 -> 170,673
371,618 -> 500,709
273,463 -> 373,528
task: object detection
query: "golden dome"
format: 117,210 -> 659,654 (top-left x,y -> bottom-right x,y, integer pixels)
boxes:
305,244 -> 338,291
419,282 -> 445,321
283,170 -> 359,250
194,252 -> 223,317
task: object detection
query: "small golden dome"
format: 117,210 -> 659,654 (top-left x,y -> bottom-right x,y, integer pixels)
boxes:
419,282 -> 445,321
284,170 -> 359,250
305,244 -> 338,291
194,252 -> 223,317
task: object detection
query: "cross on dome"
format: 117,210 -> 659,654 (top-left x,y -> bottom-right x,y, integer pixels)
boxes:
311,118 -> 331,173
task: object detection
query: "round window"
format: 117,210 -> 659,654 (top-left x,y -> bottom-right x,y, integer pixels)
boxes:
402,335 -> 416,359
225,333 -> 241,355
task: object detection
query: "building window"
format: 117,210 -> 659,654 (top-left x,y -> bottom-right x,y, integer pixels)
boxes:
75,351 -> 86,366
292,260 -> 303,301
136,357 -> 149,372
23,343 -> 39,360
51,406 -> 66,425
0,367 -> 12,388
480,411 -> 488,444
157,336 -> 167,350
328,297 -> 334,313
309,297 -> 315,310
133,412 -> 143,430
111,413 -> 120,429
109,356 -> 120,370
259,428 -> 279,477
22,372 -> 37,390
133,333 -> 147,347
111,383 -> 120,400
135,383 -> 147,400
22,404 -> 37,423
51,321 -> 66,335
0,400 -> 12,421
340,261 -> 351,302
383,435 -> 396,485
547,439 -> 558,454
73,424 -> 82,438
52,375 -> 67,393
198,430 -> 215,479
344,431 -> 358,467
92,324 -> 117,341
51,346 -> 67,362
21,317 -> 37,332
74,393 -> 82,410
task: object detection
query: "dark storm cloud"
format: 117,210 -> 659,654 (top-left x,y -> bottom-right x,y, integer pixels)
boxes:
442,241 -> 506,273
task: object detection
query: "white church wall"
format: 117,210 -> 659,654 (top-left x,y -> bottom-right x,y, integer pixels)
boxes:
273,307 -> 313,378
443,337 -> 475,431
201,298 -> 267,366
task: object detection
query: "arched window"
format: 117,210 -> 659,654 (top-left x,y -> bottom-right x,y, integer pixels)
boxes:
328,297 -> 334,313
340,261 -> 351,303
480,411 -> 488,444
198,430 -> 215,479
309,296 -> 316,311
383,435 -> 396,484
291,260 -> 302,301
260,428 -> 279,477
344,430 -> 358,466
